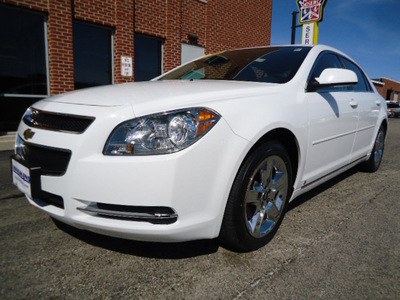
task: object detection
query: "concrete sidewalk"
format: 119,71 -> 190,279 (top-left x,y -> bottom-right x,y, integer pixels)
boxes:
0,134 -> 15,151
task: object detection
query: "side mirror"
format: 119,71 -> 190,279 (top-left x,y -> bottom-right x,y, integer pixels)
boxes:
307,68 -> 358,92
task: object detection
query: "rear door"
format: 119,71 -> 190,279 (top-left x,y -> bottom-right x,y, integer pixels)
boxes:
340,57 -> 380,162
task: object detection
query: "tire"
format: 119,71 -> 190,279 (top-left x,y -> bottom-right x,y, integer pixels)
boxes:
220,141 -> 293,252
360,126 -> 386,173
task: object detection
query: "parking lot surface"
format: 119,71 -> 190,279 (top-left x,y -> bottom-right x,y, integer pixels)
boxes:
1,119 -> 399,299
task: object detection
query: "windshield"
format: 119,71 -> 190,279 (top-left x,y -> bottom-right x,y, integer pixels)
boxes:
159,46 -> 311,84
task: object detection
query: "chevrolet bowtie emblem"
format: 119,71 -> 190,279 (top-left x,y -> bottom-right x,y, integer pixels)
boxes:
23,129 -> 35,140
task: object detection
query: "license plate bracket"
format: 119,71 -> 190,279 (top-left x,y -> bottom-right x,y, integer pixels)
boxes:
11,155 -> 42,199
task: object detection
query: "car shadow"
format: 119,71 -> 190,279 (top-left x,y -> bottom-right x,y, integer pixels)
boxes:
287,166 -> 359,212
52,218 -> 220,259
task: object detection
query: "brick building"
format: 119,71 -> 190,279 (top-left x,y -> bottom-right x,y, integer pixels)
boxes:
372,78 -> 400,102
0,0 -> 273,132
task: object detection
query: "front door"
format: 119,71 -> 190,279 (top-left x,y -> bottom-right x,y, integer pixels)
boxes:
302,52 -> 358,185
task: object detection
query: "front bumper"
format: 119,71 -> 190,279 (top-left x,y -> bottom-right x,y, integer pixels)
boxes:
15,102 -> 250,242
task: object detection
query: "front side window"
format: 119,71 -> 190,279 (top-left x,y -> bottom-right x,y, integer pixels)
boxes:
160,47 -> 311,84
0,5 -> 48,96
134,35 -> 163,82
308,52 -> 345,92
73,22 -> 113,90
309,53 -> 343,79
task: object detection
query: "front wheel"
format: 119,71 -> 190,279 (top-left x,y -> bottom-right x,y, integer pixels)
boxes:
220,141 -> 293,252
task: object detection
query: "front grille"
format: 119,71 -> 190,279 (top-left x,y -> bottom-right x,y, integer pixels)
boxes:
16,136 -> 71,176
23,107 -> 95,133
32,191 -> 64,209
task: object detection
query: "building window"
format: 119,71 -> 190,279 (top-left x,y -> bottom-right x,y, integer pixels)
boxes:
73,22 -> 113,90
181,43 -> 205,65
386,89 -> 393,101
0,5 -> 48,96
134,34 -> 163,81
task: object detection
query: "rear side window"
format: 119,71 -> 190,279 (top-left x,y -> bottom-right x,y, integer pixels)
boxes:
341,57 -> 371,92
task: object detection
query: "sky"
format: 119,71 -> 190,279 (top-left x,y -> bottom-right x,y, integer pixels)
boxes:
271,0 -> 400,81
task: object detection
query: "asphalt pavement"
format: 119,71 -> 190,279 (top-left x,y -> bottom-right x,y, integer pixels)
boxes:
0,120 -> 399,299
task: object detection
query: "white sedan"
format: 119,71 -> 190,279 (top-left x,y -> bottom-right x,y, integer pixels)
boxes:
12,45 -> 388,252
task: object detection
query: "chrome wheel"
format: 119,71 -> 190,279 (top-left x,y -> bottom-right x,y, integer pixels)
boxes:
373,129 -> 385,169
244,155 -> 288,238
360,125 -> 385,173
360,124 -> 386,173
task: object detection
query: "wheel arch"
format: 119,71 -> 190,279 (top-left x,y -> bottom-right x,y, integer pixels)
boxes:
246,128 -> 300,186
381,118 -> 388,136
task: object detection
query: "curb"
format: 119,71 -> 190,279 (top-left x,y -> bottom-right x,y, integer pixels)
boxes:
0,134 -> 16,151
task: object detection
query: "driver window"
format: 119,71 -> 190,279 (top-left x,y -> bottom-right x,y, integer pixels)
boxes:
310,53 -> 343,78
309,53 -> 345,92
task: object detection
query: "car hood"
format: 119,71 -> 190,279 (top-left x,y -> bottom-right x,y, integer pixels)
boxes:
43,80 -> 277,117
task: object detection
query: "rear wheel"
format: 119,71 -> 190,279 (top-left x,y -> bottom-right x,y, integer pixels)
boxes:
220,141 -> 292,252
361,126 -> 385,172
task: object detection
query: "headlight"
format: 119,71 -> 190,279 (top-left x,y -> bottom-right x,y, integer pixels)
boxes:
104,108 -> 220,155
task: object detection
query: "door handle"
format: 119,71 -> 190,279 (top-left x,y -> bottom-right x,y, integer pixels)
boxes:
349,99 -> 358,108
375,100 -> 381,106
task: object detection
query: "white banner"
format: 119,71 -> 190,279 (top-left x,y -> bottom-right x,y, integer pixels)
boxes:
302,22 -> 315,45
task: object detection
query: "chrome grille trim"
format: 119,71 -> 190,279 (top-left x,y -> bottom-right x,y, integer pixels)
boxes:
23,107 -> 95,134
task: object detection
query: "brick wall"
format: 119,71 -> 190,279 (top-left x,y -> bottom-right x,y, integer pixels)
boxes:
164,1 -> 182,71
2,0 -> 273,94
1,0 -> 48,12
114,0 -> 135,83
135,0 -> 167,38
74,0 -> 115,27
47,0 -> 74,94
181,0 -> 207,46
206,0 -> 272,53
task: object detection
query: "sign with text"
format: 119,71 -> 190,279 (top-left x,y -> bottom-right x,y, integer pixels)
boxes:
302,22 -> 318,45
297,0 -> 328,45
121,56 -> 132,77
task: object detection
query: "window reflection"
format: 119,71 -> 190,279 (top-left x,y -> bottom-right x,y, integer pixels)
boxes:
73,22 -> 113,89
160,47 -> 311,84
0,6 -> 48,95
134,35 -> 163,82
